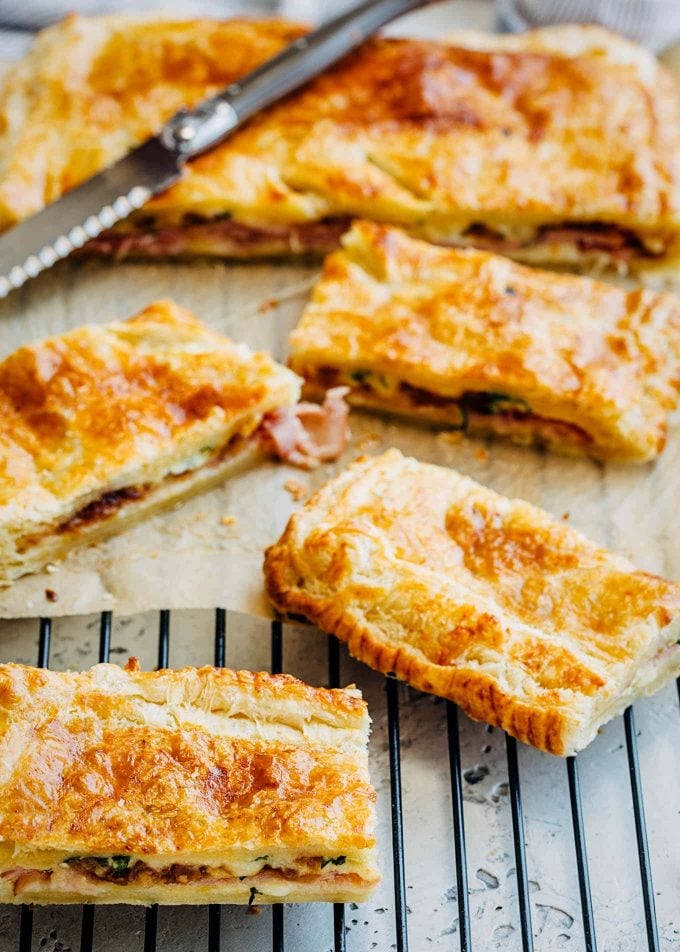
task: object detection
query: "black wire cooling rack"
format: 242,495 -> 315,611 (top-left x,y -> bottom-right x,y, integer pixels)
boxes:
8,608 -> 677,952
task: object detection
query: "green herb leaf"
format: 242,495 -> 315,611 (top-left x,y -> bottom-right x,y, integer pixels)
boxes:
255,855 -> 269,862
461,392 -> 530,417
68,855 -> 131,874
248,886 -> 263,906
321,855 -> 347,869
350,369 -> 371,384
488,394 -> 530,415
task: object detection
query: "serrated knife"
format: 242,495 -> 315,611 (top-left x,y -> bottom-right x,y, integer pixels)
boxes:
0,0 -> 440,299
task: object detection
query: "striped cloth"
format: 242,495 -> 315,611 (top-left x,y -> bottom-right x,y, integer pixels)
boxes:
497,0 -> 680,51
0,0 -> 676,60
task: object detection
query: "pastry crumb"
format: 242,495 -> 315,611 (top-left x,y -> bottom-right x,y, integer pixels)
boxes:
475,447 -> 489,462
437,430 -> 464,444
45,562 -> 60,575
357,432 -> 381,451
221,514 -> 238,526
561,512 -> 570,520
284,479 -> 309,501
258,298 -> 278,313
44,588 -> 58,603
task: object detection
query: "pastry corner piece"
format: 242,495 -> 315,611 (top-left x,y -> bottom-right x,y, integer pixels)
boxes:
264,450 -> 680,756
0,660 -> 379,904
0,299 -> 348,584
289,221 -> 680,462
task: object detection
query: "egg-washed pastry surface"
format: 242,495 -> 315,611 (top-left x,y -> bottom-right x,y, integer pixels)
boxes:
1,18 -> 680,282
0,299 -> 348,584
0,660 -> 379,904
289,222 -> 680,462
264,450 -> 680,756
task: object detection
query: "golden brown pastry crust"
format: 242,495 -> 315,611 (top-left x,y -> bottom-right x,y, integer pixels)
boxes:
0,661 -> 379,904
0,299 -> 300,582
264,450 -> 680,756
1,17 -> 679,279
288,221 -> 680,462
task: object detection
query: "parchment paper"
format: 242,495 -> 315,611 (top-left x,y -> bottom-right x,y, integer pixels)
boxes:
0,252 -> 678,620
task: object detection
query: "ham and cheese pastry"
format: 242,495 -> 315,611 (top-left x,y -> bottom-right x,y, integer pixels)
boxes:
1,18 -> 680,282
0,660 -> 379,904
264,450 -> 680,756
289,222 -> 680,462
0,299 -> 348,583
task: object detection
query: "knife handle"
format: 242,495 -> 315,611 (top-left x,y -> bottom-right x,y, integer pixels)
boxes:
162,0 -> 436,158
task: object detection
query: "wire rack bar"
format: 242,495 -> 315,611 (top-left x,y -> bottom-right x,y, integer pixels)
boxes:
505,736 -> 534,952
17,619 -> 52,952
143,908 -> 158,952
18,907 -> 32,952
209,608 -> 227,952
157,609 -> 170,669
37,616 -> 51,668
566,757 -> 597,952
80,612 -> 113,952
327,636 -> 347,952
271,620 -> 285,952
214,607 -> 226,668
445,703 -> 471,952
144,611 -> 171,952
80,906 -> 96,952
623,707 -> 659,952
386,677 -> 409,952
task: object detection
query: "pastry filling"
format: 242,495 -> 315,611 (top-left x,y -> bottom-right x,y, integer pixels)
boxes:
456,220 -> 666,261
2,854 -> 366,897
83,216 -> 352,259
25,390 -> 349,545
305,366 -> 594,446
83,213 -> 668,262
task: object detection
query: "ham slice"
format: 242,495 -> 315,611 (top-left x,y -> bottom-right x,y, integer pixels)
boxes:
537,223 -> 647,259
85,217 -> 351,259
260,387 -> 350,469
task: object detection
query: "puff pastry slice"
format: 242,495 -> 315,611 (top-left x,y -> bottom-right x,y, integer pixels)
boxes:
264,450 -> 680,756
289,221 -> 680,462
0,299 -> 348,583
1,17 -> 680,282
0,660 -> 379,904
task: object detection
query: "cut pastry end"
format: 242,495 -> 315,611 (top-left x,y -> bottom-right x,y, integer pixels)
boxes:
0,855 -> 379,906
0,301 -> 350,584
288,221 -> 680,463
264,450 -> 680,756
0,661 -> 380,904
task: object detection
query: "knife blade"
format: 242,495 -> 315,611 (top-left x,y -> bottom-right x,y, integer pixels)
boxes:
0,0 -> 436,299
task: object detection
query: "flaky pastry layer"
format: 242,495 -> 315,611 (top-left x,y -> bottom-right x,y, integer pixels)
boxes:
1,18 -> 680,280
264,450 -> 680,756
289,222 -> 680,462
0,661 -> 379,904
0,299 -> 301,582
